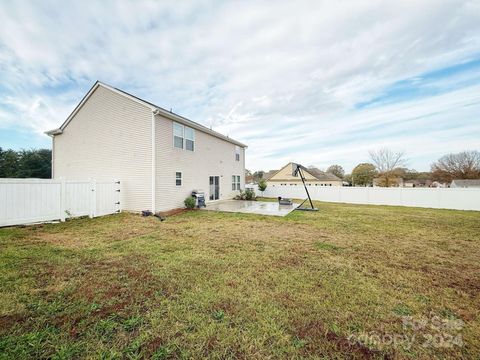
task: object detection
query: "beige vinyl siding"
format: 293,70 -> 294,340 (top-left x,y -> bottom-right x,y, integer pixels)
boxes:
53,86 -> 152,211
155,115 -> 245,211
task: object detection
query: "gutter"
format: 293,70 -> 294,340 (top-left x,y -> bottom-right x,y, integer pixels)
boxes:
45,128 -> 63,136
153,107 -> 248,148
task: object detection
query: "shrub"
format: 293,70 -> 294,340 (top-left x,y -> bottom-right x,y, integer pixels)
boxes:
258,179 -> 267,194
244,188 -> 255,200
235,189 -> 256,200
184,196 -> 196,209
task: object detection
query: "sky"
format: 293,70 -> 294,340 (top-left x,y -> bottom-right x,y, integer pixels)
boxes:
0,0 -> 479,173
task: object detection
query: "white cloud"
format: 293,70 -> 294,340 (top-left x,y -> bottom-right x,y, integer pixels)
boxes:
0,0 -> 479,170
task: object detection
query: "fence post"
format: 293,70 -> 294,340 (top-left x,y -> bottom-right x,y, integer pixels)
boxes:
437,186 -> 441,209
60,177 -> 66,222
90,178 -> 97,218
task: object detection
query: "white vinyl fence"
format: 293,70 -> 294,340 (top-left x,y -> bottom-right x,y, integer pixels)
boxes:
0,178 -> 121,227
248,185 -> 480,211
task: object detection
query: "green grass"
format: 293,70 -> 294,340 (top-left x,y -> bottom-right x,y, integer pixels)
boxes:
0,202 -> 479,359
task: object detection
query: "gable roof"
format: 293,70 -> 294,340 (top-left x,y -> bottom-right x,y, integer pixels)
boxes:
263,170 -> 278,181
264,162 -> 342,182
451,179 -> 480,187
307,167 -> 342,181
45,81 -> 247,148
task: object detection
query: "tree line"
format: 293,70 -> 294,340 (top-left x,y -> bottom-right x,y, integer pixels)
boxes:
247,150 -> 480,187
0,148 -> 52,178
348,149 -> 480,186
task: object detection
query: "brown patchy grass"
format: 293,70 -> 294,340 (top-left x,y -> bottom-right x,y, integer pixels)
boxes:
0,202 -> 479,359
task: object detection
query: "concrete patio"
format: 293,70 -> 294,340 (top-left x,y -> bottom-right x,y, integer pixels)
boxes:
203,200 -> 297,217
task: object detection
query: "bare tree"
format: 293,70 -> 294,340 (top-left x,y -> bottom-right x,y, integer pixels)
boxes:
369,148 -> 406,187
431,150 -> 480,183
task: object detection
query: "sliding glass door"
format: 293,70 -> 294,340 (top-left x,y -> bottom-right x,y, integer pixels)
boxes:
209,176 -> 220,200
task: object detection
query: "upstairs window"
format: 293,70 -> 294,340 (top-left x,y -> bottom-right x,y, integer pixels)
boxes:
185,127 -> 195,151
173,122 -> 195,151
176,172 -> 182,186
173,123 -> 184,149
235,146 -> 240,161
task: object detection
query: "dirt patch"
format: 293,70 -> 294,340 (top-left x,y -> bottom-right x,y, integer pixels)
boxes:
293,319 -> 390,359
0,313 -> 26,332
157,208 -> 194,217
209,298 -> 237,315
276,253 -> 306,268
144,336 -> 166,356
72,255 -> 161,309
43,254 -> 171,331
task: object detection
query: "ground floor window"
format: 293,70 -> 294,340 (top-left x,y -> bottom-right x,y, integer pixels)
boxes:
232,175 -> 241,190
176,172 -> 182,186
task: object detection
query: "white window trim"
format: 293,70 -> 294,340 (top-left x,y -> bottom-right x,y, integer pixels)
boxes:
232,175 -> 241,191
173,122 -> 184,150
235,146 -> 240,161
173,121 -> 195,152
185,126 -> 195,152
176,171 -> 182,186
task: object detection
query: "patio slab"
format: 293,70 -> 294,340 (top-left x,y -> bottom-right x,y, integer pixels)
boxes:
203,200 -> 297,217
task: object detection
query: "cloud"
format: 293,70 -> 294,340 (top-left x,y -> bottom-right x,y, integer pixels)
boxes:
0,0 -> 479,170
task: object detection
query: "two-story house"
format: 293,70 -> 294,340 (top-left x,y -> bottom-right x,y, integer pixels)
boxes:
46,81 -> 247,212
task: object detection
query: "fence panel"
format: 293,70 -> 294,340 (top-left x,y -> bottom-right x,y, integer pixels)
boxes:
0,178 -> 121,227
65,181 -> 92,217
95,181 -> 121,216
250,184 -> 480,211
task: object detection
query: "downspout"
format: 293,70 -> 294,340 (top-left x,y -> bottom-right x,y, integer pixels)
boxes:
44,129 -> 63,179
51,136 -> 55,178
45,133 -> 56,178
151,111 -> 156,212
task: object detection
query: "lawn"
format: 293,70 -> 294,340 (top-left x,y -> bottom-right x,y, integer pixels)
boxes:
0,202 -> 479,359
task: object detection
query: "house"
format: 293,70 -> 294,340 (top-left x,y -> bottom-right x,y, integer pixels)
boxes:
450,179 -> 480,188
403,179 -> 433,188
264,162 -> 342,187
45,81 -> 247,212
431,181 -> 447,188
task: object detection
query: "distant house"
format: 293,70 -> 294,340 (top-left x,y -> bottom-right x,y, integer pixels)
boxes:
45,81 -> 247,212
431,181 -> 447,188
264,162 -> 342,187
450,179 -> 480,188
403,179 -> 433,188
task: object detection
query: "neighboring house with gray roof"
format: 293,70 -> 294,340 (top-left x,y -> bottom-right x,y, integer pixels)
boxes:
450,179 -> 480,188
264,162 -> 342,187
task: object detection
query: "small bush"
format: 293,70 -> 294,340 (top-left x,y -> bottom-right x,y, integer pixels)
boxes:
235,189 -> 256,200
245,188 -> 255,200
258,179 -> 267,193
184,196 -> 196,209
